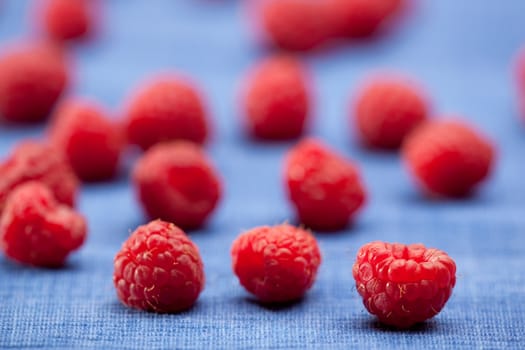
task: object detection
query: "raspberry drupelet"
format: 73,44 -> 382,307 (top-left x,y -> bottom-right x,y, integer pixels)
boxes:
0,42 -> 69,123
133,141 -> 222,230
0,182 -> 87,267
124,77 -> 209,151
259,0 -> 330,51
37,0 -> 94,42
353,76 -> 429,149
231,224 -> 321,303
49,99 -> 124,182
284,138 -> 366,231
113,220 -> 205,313
0,141 -> 79,213
353,241 -> 456,328
242,55 -> 310,140
402,119 -> 495,198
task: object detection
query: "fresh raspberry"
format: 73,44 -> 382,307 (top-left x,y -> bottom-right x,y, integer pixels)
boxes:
353,241 -> 456,328
402,120 -> 495,198
260,0 -> 330,51
37,0 -> 94,42
326,0 -> 404,38
0,181 -> 87,267
231,223 -> 321,303
124,77 -> 209,151
0,42 -> 69,123
0,141 -> 79,213
133,141 -> 222,230
353,76 -> 429,149
515,49 -> 525,120
113,220 -> 205,313
242,56 -> 310,140
284,138 -> 366,231
49,99 -> 124,182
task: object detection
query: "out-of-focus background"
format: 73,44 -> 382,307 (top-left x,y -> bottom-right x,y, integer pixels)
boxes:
0,0 -> 524,349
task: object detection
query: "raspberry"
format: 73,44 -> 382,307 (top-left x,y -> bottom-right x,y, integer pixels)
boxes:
133,141 -> 222,230
231,224 -> 321,303
515,49 -> 525,120
113,220 -> 205,313
37,0 -> 94,42
0,141 -> 79,213
284,138 -> 366,231
326,0 -> 404,38
353,241 -> 456,328
353,76 -> 429,149
124,77 -> 209,151
402,120 -> 495,197
0,182 -> 87,267
0,42 -> 69,123
242,56 -> 310,140
49,99 -> 124,182
260,0 -> 330,51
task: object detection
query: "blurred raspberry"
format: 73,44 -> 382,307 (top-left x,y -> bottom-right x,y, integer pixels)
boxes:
0,141 -> 79,213
0,182 -> 87,267
231,223 -> 321,303
403,120 -> 495,197
242,55 -> 310,140
326,0 -> 404,38
49,99 -> 124,182
133,141 -> 222,230
353,241 -> 456,328
353,76 -> 429,149
113,220 -> 205,313
515,48 -> 525,121
124,77 -> 209,151
0,42 -> 69,123
260,0 -> 331,51
284,138 -> 366,231
37,0 -> 95,42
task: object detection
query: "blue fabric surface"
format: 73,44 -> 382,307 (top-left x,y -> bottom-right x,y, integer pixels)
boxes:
1,0 -> 525,349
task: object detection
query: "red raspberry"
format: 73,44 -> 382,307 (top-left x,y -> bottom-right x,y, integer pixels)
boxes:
353,241 -> 456,328
124,77 -> 209,151
49,99 -> 124,182
231,224 -> 321,303
0,42 -> 69,123
402,120 -> 495,198
260,0 -> 330,51
113,220 -> 205,313
284,138 -> 366,231
242,56 -> 310,140
326,0 -> 404,38
0,141 -> 79,213
353,76 -> 429,149
0,181 -> 87,267
133,141 -> 222,230
515,49 -> 525,120
37,0 -> 94,42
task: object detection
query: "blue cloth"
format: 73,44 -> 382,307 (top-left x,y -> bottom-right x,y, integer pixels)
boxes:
1,0 -> 525,349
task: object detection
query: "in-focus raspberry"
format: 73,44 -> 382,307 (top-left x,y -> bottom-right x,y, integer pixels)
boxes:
124,77 -> 209,151
326,0 -> 404,38
0,141 -> 79,213
353,241 -> 456,328
49,99 -> 124,182
242,55 -> 310,140
402,120 -> 495,198
133,141 -> 222,230
284,138 -> 366,231
260,0 -> 330,51
0,42 -> 69,123
0,181 -> 87,267
113,220 -> 205,313
353,76 -> 429,149
231,223 -> 321,303
37,0 -> 95,42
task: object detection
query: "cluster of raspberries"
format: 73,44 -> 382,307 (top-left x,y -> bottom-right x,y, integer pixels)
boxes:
2,0 -> 520,329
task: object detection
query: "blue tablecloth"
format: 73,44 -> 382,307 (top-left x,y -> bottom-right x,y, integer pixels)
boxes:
1,0 -> 524,349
